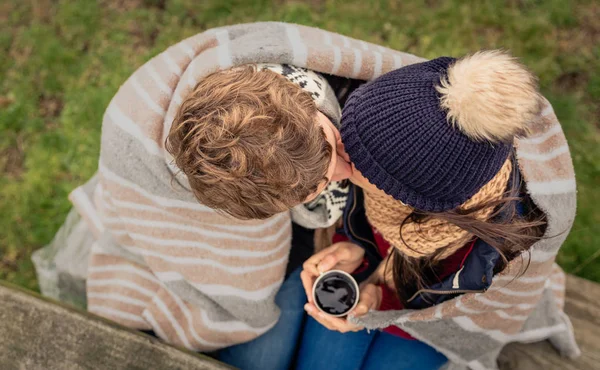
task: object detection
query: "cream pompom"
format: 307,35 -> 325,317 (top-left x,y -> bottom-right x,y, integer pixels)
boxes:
436,50 -> 542,143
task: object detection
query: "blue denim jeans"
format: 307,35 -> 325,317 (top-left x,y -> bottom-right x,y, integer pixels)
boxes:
295,316 -> 447,370
216,268 -> 307,370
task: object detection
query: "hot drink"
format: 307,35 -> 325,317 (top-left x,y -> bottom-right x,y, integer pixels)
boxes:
312,270 -> 359,317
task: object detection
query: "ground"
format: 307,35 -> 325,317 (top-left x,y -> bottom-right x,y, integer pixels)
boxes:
1,0 -> 599,291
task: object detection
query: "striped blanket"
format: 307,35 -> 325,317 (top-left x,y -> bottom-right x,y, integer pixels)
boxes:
32,22 -> 420,351
32,22 -> 578,368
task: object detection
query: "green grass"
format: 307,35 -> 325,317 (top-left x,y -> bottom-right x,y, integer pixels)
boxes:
1,0 -> 599,291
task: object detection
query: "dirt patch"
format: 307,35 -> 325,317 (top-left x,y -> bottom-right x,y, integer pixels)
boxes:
31,0 -> 53,23
578,3 -> 600,41
143,0 -> 167,10
39,95 -> 63,118
555,3 -> 600,54
475,25 -> 504,45
9,42 -> 33,66
39,95 -> 63,130
1,141 -> 24,179
424,0 -> 442,7
555,71 -> 589,92
126,21 -> 156,55
99,0 -> 143,13
0,96 -> 14,109
0,2 -> 12,24
274,0 -> 325,9
0,253 -> 20,272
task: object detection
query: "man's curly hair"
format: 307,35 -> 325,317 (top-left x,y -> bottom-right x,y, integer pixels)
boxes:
166,65 -> 332,220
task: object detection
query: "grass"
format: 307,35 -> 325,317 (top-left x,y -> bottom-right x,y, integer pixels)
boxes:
1,0 -> 599,291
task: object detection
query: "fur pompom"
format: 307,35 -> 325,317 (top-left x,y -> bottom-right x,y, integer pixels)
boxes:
436,50 -> 542,143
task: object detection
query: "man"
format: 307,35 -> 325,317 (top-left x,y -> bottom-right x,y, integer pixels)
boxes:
32,21 -> 415,367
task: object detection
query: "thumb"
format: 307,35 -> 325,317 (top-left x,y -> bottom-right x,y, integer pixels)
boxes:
351,284 -> 382,317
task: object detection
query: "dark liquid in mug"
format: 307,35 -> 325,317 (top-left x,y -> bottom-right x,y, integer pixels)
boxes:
314,271 -> 358,316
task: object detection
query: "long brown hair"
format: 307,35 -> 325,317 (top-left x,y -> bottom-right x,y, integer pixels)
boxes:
386,158 -> 547,306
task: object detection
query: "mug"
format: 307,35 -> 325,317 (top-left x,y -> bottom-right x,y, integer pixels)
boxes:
312,269 -> 360,317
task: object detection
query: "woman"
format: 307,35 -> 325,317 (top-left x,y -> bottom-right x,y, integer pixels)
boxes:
297,51 -> 575,369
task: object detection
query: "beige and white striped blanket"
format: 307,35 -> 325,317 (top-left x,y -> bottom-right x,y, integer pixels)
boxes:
34,22 -> 421,351
33,22 -> 578,368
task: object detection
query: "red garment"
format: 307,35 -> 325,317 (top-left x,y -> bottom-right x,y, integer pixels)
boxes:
333,228 -> 475,339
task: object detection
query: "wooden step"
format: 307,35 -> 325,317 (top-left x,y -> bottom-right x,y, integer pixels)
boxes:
1,274 -> 598,369
0,281 -> 231,370
499,274 -> 600,369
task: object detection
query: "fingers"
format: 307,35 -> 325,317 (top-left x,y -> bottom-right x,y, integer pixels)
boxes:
302,257 -> 320,278
317,245 -> 351,271
350,284 -> 382,318
304,303 -> 363,333
302,243 -> 341,277
304,303 -> 335,331
316,242 -> 365,273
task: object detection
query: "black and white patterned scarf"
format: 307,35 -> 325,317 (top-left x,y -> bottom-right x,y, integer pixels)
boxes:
257,63 -> 348,228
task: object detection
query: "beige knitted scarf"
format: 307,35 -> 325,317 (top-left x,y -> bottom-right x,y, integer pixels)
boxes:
364,159 -> 513,259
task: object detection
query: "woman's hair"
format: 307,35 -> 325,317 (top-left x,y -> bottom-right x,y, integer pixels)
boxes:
385,158 -> 547,306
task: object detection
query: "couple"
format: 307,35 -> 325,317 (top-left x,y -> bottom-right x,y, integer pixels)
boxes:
34,23 -> 579,370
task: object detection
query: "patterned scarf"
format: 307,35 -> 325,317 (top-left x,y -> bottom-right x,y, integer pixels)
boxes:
257,63 -> 349,227
364,159 -> 512,259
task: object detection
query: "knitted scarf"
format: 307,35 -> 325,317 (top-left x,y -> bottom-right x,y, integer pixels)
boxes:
364,158 -> 513,259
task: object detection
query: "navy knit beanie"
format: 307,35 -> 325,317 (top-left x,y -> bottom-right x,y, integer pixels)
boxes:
341,57 -> 513,212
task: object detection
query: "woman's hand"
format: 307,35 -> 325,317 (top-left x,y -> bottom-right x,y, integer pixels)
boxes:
300,241 -> 365,302
304,283 -> 382,333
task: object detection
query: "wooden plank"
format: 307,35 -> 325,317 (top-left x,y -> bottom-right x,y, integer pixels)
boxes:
0,281 -> 233,370
1,274 -> 598,369
499,274 -> 600,370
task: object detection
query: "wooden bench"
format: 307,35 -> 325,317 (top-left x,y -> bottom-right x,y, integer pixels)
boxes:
499,274 -> 599,369
0,281 -> 231,370
1,275 -> 598,369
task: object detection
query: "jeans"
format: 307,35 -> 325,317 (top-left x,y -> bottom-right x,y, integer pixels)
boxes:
216,268 -> 307,370
295,316 -> 447,370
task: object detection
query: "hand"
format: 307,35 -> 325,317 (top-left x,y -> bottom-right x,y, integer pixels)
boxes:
300,241 -> 365,303
351,283 -> 382,318
303,283 -> 382,333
